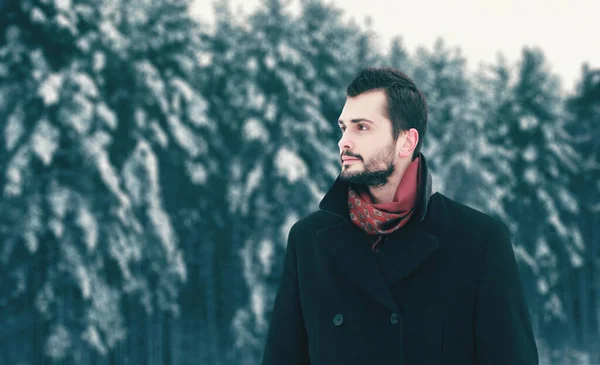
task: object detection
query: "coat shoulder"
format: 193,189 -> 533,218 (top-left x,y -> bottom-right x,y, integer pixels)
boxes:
430,193 -> 512,273
290,210 -> 345,237
433,192 -> 508,238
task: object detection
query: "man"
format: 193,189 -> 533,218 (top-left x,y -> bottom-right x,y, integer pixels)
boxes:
261,68 -> 538,364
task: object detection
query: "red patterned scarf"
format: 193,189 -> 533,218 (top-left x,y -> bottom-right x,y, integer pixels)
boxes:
347,156 -> 421,252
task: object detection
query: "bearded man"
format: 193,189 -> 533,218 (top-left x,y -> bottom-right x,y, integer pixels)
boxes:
261,67 -> 538,365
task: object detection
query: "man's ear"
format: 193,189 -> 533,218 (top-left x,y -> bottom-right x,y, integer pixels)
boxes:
397,128 -> 419,158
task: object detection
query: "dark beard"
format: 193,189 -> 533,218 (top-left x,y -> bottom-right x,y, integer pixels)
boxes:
339,140 -> 397,188
340,162 -> 395,188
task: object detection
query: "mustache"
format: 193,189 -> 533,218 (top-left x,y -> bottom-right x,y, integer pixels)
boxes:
341,152 -> 361,160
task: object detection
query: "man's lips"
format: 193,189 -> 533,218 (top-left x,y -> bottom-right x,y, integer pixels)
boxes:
342,157 -> 360,162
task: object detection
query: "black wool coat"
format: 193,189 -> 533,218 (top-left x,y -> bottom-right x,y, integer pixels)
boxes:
261,154 -> 539,365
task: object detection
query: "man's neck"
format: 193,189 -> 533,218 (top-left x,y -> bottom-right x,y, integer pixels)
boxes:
366,181 -> 400,204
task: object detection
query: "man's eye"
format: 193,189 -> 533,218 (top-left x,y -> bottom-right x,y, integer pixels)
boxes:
340,125 -> 367,132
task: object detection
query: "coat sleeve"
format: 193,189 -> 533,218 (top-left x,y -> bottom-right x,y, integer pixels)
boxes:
261,223 -> 311,365
474,222 -> 539,365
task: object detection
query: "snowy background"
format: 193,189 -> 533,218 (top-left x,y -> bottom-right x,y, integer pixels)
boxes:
0,0 -> 598,364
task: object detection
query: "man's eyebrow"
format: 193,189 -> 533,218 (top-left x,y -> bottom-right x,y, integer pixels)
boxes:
337,118 -> 375,126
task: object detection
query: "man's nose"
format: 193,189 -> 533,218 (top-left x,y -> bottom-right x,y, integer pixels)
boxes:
338,133 -> 354,150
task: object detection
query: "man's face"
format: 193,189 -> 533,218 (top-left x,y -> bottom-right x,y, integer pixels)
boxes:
337,90 -> 398,188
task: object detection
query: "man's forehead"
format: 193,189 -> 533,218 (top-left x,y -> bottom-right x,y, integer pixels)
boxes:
339,92 -> 388,124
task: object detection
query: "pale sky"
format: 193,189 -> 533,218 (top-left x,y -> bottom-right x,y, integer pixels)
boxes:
190,0 -> 600,93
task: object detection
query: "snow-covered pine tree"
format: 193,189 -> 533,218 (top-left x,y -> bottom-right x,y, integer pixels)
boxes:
564,64 -> 600,364
296,0 -> 384,153
347,14 -> 386,72
0,0 -> 208,362
478,47 -> 585,364
0,1 -> 144,361
166,1 -> 259,364
470,54 -> 518,221
223,0 -> 338,362
192,2 -> 263,364
387,35 -> 413,78
408,39 -> 478,199
471,55 -> 556,359
106,2 -> 219,365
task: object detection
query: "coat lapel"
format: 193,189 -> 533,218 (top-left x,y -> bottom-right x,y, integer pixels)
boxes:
317,222 -> 401,313
373,222 -> 440,287
316,219 -> 440,312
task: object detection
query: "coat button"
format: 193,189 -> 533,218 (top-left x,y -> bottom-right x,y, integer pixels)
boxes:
390,312 -> 399,325
333,314 -> 344,326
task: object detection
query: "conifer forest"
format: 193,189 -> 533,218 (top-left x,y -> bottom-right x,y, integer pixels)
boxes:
0,0 -> 599,364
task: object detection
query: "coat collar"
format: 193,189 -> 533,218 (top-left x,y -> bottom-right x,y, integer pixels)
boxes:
316,153 -> 443,313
